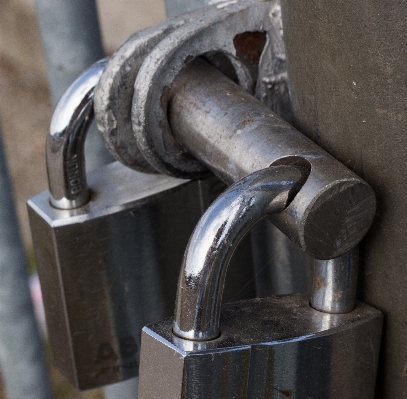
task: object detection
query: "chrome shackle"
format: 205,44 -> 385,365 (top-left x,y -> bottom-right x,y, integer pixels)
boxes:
173,166 -> 307,341
173,166 -> 361,342
46,59 -> 106,209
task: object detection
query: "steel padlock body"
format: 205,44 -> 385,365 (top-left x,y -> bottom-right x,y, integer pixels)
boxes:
139,293 -> 382,398
27,162 -> 204,388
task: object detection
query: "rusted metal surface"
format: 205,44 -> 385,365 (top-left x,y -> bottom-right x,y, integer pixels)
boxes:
233,31 -> 267,66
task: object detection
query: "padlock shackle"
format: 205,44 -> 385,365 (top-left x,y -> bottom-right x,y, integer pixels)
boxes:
311,249 -> 359,314
173,165 -> 307,341
46,59 -> 107,209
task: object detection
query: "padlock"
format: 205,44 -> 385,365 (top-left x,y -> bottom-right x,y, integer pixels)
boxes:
27,60 -> 255,390
138,166 -> 383,399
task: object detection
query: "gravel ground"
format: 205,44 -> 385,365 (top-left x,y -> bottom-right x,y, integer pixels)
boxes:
0,0 -> 165,397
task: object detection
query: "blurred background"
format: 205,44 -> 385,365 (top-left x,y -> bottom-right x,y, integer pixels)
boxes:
0,0 -> 166,397
0,0 -> 166,249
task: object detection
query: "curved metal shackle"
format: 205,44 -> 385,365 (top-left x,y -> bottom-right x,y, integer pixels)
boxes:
173,165 -> 308,341
46,59 -> 107,209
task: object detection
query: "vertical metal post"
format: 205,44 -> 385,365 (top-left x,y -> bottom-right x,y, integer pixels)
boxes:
35,0 -> 113,172
0,127 -> 52,399
279,1 -> 406,394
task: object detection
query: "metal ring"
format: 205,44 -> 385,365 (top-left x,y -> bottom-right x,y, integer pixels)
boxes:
94,6 -> 215,173
132,0 -> 286,177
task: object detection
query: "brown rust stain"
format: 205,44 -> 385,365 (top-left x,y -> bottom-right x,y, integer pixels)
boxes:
315,276 -> 326,289
233,31 -> 267,66
242,118 -> 254,126
333,290 -> 343,301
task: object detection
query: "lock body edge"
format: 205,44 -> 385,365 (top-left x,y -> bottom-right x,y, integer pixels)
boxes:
139,293 -> 382,399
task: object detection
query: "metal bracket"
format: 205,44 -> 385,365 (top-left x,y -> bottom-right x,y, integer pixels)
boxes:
94,0 -> 376,259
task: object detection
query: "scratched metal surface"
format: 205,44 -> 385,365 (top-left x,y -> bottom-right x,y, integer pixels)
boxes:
279,1 -> 407,397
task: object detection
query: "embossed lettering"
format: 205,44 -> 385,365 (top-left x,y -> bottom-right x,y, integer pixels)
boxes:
119,336 -> 138,358
95,342 -> 118,364
68,154 -> 82,195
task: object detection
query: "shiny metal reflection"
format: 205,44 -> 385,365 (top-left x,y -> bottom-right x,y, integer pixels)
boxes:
311,249 -> 359,314
47,58 -> 107,209
173,165 -> 307,341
